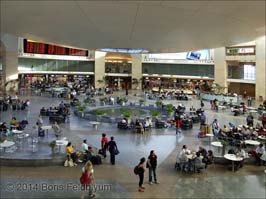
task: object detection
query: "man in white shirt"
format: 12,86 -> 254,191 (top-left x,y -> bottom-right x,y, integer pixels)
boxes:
256,144 -> 265,166
81,139 -> 89,153
212,119 -> 219,136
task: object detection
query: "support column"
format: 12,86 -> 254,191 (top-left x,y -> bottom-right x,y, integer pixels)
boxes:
255,35 -> 266,101
94,51 -> 106,89
0,33 -> 18,92
131,54 -> 142,90
214,47 -> 228,93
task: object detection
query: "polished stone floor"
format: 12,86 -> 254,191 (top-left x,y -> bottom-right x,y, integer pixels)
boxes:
0,91 -> 265,198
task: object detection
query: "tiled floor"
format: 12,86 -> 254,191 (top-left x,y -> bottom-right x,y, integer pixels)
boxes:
0,92 -> 265,198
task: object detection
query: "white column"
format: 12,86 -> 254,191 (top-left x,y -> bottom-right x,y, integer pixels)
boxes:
131,54 -> 142,90
214,47 -> 227,93
255,35 -> 266,100
94,51 -> 106,89
0,33 -> 19,92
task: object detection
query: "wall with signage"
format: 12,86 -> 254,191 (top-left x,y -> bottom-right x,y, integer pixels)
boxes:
18,58 -> 94,73
226,46 -> 256,56
142,63 -> 214,78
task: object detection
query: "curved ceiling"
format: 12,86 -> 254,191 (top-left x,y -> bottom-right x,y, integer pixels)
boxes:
1,0 -> 265,53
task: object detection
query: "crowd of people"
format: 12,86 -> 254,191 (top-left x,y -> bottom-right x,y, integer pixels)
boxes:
0,95 -> 30,111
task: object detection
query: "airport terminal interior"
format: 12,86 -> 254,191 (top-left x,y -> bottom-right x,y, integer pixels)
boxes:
0,1 -> 266,199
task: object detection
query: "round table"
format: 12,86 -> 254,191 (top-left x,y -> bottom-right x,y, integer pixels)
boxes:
206,134 -> 214,147
0,141 -> 15,152
224,154 -> 243,172
56,140 -> 68,153
244,140 -> 261,146
12,130 -> 23,134
42,125 -> 52,137
90,121 -> 100,130
211,141 -> 223,154
258,136 -> 266,140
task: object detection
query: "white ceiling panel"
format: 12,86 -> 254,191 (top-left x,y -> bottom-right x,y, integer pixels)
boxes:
1,0 -> 265,52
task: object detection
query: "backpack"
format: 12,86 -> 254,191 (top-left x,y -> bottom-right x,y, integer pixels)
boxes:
134,166 -> 139,175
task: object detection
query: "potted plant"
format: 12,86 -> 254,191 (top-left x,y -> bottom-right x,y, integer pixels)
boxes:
122,109 -> 131,119
49,140 -> 56,155
0,137 -> 6,143
139,99 -> 146,106
165,104 -> 175,116
221,140 -> 229,155
77,105 -> 86,117
99,97 -> 107,106
155,100 -> 163,108
150,110 -> 160,118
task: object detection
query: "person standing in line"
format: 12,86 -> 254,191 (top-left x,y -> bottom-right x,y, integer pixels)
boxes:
107,136 -> 118,165
101,133 -> 108,158
137,157 -> 146,192
147,150 -> 159,185
80,160 -> 95,199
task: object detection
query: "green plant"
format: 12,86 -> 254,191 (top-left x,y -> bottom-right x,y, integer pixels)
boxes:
49,140 -> 56,148
165,104 -> 175,114
150,110 -> 160,117
83,98 -> 91,104
0,137 -> 6,143
221,140 -> 229,146
139,99 -> 146,105
122,110 -> 131,118
99,97 -> 107,102
155,100 -> 162,107
95,110 -> 105,116
77,105 -> 85,112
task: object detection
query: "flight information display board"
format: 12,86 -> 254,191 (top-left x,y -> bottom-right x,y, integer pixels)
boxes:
23,39 -> 88,56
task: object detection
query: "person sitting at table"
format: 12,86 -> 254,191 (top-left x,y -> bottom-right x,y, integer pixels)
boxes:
246,113 -> 254,127
207,150 -> 214,164
19,118 -> 29,130
193,152 -> 205,173
198,146 -> 208,168
235,145 -> 246,171
255,144 -> 265,166
261,114 -> 266,128
10,117 -> 19,129
81,139 -> 89,153
143,118 -> 150,130
241,126 -> 251,139
87,146 -> 102,165
0,122 -> 8,133
66,142 -> 80,165
121,118 -> 127,124
176,146 -> 190,172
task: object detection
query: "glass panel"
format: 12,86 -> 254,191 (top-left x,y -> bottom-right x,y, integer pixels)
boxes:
142,63 -> 214,78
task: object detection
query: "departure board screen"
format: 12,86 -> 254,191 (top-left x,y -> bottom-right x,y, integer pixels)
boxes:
23,39 -> 88,56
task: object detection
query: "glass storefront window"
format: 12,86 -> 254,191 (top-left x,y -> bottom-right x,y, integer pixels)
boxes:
18,58 -> 94,72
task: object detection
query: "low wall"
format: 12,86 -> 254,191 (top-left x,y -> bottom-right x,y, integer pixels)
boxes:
0,156 -> 65,167
202,93 -> 240,103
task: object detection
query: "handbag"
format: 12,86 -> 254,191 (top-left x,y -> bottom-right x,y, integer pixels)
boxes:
114,149 -> 120,155
80,173 -> 85,184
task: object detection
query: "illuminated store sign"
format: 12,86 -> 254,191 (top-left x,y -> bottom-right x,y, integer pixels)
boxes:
145,49 -> 211,60
100,48 -> 149,54
226,46 -> 255,55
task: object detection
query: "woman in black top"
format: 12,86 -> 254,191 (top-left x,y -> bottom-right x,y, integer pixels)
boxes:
147,150 -> 158,184
107,136 -> 118,165
138,157 -> 146,192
